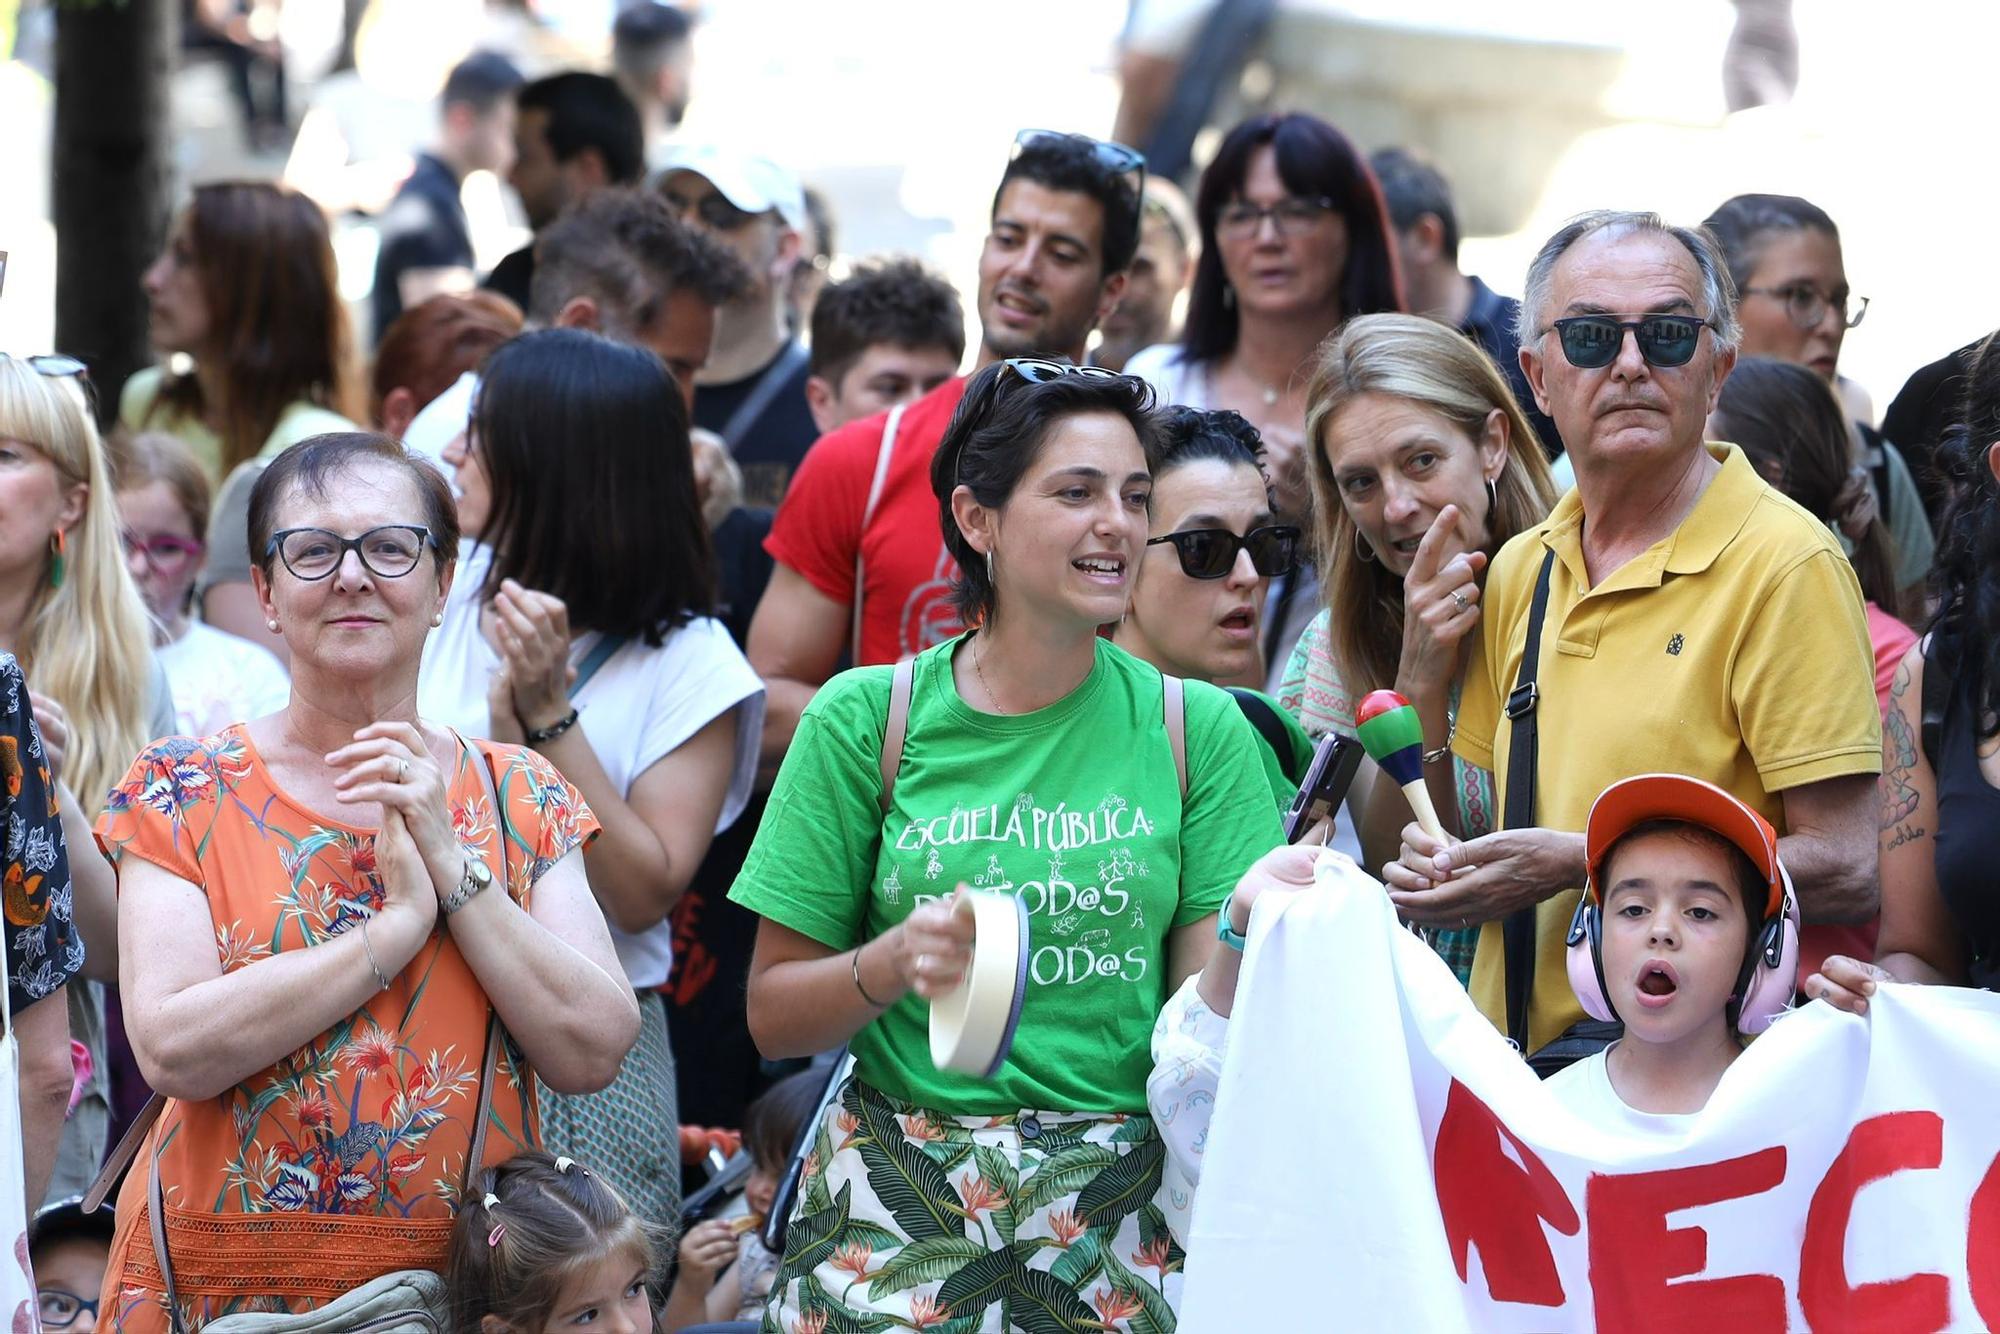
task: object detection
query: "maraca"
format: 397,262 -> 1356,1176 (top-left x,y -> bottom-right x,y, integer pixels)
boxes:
1355,689 -> 1447,843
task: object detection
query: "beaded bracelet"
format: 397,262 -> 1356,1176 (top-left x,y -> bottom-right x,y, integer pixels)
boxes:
526,707 -> 580,744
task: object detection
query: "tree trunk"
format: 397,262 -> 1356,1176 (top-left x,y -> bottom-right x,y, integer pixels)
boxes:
54,0 -> 177,430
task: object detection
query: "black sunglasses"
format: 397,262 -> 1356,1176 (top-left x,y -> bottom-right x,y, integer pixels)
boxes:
1550,315 -> 1713,370
1147,524 -> 1300,580
1012,129 -> 1147,193
999,357 -> 1125,387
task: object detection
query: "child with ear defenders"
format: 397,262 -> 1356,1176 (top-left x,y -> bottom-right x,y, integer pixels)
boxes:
1549,773 -> 1802,1119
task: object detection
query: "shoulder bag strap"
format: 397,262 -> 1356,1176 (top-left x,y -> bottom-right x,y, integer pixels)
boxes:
878,657 -> 916,814
568,634 -> 626,700
1921,634 -> 1947,774
719,341 -> 812,450
851,404 -> 907,664
144,742 -> 511,1328
1501,548 -> 1558,1052
1163,674 -> 1187,800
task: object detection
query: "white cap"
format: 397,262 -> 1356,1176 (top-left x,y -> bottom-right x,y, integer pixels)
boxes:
656,144 -> 807,232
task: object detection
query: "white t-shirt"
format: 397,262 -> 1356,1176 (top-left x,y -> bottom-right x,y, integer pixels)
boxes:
1123,342 -> 1213,409
417,543 -> 767,987
156,621 -> 292,737
1545,1046 -> 1699,1136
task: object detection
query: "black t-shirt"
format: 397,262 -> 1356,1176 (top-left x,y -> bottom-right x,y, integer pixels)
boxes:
483,244 -> 536,317
371,154 -> 471,343
1930,640 -> 2000,989
1882,337 -> 1982,523
1461,274 -> 1563,460
692,341 -> 819,510
710,504 -> 776,651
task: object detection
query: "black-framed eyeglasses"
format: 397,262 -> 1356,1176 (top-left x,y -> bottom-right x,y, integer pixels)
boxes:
1739,283 -> 1868,332
1549,315 -> 1714,370
999,357 -> 1127,387
121,529 -> 206,574
266,526 -> 437,581
1011,129 -> 1147,195
1147,524 -> 1300,580
39,1288 -> 100,1329
1216,196 -> 1337,240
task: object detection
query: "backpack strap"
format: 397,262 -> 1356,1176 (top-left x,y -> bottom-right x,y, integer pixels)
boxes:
1501,548 -> 1559,1052
1227,686 -> 1296,779
878,656 -> 916,814
1163,673 -> 1187,800
569,633 -> 626,699
851,403 -> 908,664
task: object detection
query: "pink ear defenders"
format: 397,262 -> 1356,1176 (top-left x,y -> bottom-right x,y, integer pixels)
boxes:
1565,773 -> 1801,1036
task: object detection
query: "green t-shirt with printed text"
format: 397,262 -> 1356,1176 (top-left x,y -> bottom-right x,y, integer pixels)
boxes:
730,636 -> 1284,1114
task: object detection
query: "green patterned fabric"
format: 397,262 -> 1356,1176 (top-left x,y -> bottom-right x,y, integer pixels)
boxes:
539,991 -> 681,1246
763,1078 -> 1181,1333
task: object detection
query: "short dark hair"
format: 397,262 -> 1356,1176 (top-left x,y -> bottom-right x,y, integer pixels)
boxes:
1368,146 -> 1460,261
931,362 -> 1160,626
1600,817 -> 1768,950
442,51 -> 524,114
529,188 -> 750,330
248,432 -> 459,577
1151,405 -> 1265,477
1181,113 -> 1403,366
612,1 -> 692,82
808,258 -> 965,385
515,72 -> 645,187
472,328 -> 714,644
992,134 -> 1143,277
741,1070 -> 825,1176
1701,193 -> 1840,294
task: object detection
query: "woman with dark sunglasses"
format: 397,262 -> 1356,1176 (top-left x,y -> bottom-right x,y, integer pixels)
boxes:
1281,314 -> 1559,983
1113,405 -> 1312,807
730,360 -> 1282,1329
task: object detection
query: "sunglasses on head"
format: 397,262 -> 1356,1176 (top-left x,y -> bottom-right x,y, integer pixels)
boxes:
1011,129 -> 1147,193
998,357 -> 1126,387
1550,315 -> 1713,370
1147,524 -> 1300,580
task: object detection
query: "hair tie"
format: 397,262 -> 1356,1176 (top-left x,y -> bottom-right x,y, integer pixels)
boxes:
553,1157 -> 574,1174
483,1192 -> 500,1209
487,1224 -> 507,1248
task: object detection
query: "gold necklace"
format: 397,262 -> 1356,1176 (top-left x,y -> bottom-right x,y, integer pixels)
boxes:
972,634 -> 1004,714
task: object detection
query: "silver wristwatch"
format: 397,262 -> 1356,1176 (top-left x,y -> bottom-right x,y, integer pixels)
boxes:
441,855 -> 494,915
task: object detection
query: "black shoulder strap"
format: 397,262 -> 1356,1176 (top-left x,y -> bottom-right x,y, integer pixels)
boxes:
1502,548 -> 1559,1052
1859,422 -> 1894,519
1227,687 -> 1297,778
720,341 -> 811,449
1922,634 -> 1947,774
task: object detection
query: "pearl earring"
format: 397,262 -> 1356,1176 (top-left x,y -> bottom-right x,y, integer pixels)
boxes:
266,619 -> 280,633
430,612 -> 444,627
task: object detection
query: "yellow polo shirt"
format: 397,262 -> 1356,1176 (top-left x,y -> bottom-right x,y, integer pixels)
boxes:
1455,443 -> 1881,1052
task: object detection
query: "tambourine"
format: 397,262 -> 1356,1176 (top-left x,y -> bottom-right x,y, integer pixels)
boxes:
928,890 -> 1030,1078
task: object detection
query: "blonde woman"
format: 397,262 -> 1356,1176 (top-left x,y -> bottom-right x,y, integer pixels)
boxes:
1279,314 -> 1559,980
0,355 -> 170,1200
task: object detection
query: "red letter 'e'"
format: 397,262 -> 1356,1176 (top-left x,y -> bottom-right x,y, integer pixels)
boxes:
1587,1148 -> 1787,1332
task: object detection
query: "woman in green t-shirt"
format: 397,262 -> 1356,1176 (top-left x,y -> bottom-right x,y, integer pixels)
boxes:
730,360 -> 1283,1331
1112,404 -> 1312,809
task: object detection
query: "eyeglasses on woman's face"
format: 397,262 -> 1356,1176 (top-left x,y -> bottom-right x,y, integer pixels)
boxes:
121,529 -> 205,575
1739,283 -> 1868,332
265,526 -> 437,582
1216,196 -> 1337,241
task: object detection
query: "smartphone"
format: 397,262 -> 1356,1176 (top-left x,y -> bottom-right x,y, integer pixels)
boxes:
1283,733 -> 1364,844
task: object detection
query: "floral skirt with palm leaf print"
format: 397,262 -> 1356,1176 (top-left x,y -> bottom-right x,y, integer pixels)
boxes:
762,1078 -> 1182,1334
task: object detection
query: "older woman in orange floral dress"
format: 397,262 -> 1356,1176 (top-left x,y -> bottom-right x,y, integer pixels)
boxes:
93,433 -> 639,1334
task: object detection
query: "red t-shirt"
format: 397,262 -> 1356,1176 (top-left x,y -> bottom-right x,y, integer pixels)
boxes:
763,376 -> 969,666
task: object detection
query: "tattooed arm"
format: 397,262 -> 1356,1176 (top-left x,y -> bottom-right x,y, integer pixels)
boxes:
1870,643 -> 1966,985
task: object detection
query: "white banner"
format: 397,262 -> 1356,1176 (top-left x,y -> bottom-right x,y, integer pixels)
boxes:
1178,855 -> 2000,1334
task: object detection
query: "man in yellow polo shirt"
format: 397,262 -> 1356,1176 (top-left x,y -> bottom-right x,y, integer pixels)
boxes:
1384,210 -> 1881,1058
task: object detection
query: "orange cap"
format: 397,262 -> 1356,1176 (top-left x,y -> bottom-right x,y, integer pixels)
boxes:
1584,773 -> 1782,919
